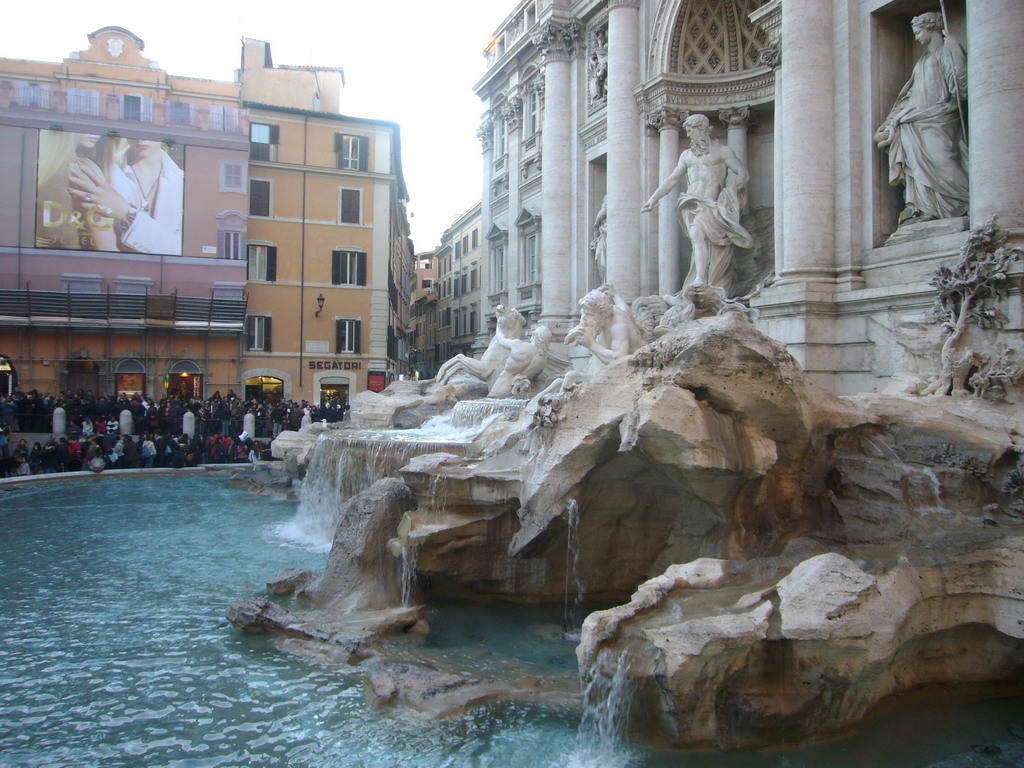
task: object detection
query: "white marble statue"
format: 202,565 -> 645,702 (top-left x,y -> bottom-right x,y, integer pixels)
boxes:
565,284 -> 643,370
874,11 -> 968,225
488,325 -> 553,398
641,113 -> 753,297
435,305 -> 526,389
590,195 -> 608,281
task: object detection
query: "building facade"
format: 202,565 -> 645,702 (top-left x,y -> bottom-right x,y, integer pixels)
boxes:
239,40 -> 412,406
0,31 -> 412,406
0,27 -> 249,400
436,203 -> 484,363
410,250 -> 440,380
474,0 -> 1022,395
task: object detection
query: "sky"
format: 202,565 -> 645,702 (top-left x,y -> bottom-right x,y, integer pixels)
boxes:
4,0 -> 512,251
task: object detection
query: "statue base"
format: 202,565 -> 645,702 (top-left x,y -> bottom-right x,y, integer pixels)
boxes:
885,216 -> 967,246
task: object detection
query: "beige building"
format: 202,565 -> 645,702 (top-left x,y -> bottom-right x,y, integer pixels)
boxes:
409,250 -> 440,380
236,39 -> 412,406
436,203 -> 484,362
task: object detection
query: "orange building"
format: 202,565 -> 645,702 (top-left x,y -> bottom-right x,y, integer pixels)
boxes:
0,27 -> 249,399
238,39 -> 412,406
0,31 -> 413,405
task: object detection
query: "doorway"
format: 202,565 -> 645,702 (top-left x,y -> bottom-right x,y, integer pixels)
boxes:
67,360 -> 99,395
244,376 -> 283,403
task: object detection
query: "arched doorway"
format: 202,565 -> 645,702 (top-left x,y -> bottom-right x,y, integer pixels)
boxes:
167,360 -> 203,399
115,358 -> 146,398
0,356 -> 16,396
244,375 -> 283,403
67,359 -> 100,395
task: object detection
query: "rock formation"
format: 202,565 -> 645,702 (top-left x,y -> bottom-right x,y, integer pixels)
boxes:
245,299 -> 1024,748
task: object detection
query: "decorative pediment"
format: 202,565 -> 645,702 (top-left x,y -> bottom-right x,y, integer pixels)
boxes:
486,222 -> 508,242
514,207 -> 542,229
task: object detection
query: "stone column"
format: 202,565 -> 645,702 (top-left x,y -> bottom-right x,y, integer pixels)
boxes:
967,1 -> 1024,229
777,0 -> 835,282
648,107 -> 685,294
52,406 -> 66,436
119,409 -> 133,437
503,95 -> 523,299
718,106 -> 757,192
535,21 -> 580,330
605,0 -> 642,299
476,114 -> 495,348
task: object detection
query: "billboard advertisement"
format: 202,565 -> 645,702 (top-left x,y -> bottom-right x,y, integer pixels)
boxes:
36,130 -> 185,255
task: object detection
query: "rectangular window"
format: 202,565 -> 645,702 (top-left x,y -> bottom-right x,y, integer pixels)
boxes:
462,235 -> 469,255
339,188 -> 361,224
525,234 -> 537,284
220,161 -> 245,193
331,250 -> 367,286
470,268 -> 478,291
470,307 -> 478,335
494,246 -> 505,290
335,134 -> 367,171
460,272 -> 468,295
471,229 -> 479,249
210,105 -> 240,133
247,315 -> 272,352
422,278 -> 433,290
247,244 -> 277,281
249,179 -> 271,217
454,241 -> 462,259
454,312 -> 460,337
250,123 -> 279,161
121,94 -> 153,121
66,88 -> 100,116
335,319 -> 362,354
168,101 -> 194,125
496,117 -> 507,156
222,231 -> 243,260
525,89 -> 540,136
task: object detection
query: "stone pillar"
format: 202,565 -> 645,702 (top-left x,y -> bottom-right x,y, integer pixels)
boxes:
182,410 -> 196,438
243,411 -> 256,439
503,95 -> 523,299
648,107 -> 684,294
476,114 -> 495,348
535,22 -> 579,330
119,409 -> 133,437
300,411 -> 312,430
52,406 -> 66,436
967,1 -> 1024,229
718,106 -> 757,193
778,0 -> 835,282
605,0 -> 642,299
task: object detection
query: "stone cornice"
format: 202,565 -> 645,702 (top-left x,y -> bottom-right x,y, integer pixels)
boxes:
636,69 -> 775,114
607,0 -> 640,9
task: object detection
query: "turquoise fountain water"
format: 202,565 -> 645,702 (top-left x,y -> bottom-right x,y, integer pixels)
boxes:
2,475 -> 1022,767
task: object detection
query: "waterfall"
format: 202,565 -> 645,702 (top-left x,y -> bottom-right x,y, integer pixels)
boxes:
563,499 -> 584,638
447,398 -> 524,428
400,544 -> 419,607
563,651 -> 637,768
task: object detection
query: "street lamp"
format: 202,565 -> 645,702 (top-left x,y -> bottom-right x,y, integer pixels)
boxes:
315,293 -> 325,317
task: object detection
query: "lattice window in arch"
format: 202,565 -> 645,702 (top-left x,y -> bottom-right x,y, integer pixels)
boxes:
671,0 -> 767,75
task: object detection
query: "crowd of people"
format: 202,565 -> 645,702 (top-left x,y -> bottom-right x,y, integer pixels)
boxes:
0,388 -> 349,477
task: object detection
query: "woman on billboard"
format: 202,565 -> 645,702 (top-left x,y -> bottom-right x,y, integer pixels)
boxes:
36,131 -> 118,250
66,138 -> 184,255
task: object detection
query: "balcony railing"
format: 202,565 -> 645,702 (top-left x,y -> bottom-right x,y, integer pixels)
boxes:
0,290 -> 247,331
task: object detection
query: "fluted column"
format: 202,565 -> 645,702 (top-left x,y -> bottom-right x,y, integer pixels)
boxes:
535,21 -> 580,328
648,107 -> 685,294
605,0 -> 642,298
476,115 -> 495,346
718,106 -> 757,191
778,0 -> 835,282
503,95 -> 523,295
967,0 -> 1024,229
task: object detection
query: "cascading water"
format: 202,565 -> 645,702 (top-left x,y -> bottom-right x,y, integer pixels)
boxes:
400,544 -> 419,607
278,400 -> 524,549
563,499 -> 584,637
565,651 -> 637,768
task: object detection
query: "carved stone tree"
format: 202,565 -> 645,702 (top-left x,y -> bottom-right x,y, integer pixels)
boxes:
922,220 -> 1022,397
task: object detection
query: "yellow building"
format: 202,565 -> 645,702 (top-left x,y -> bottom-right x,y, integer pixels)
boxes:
0,27 -> 249,399
238,39 -> 412,406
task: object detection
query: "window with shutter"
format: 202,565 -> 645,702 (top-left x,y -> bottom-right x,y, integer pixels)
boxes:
250,123 -> 278,161
335,319 -> 362,353
249,179 -> 271,217
220,162 -> 245,193
247,244 -> 276,281
335,134 -> 367,171
339,189 -> 361,224
247,315 -> 271,351
331,250 -> 367,286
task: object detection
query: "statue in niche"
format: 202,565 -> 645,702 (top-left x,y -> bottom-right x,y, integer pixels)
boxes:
565,284 -> 644,369
588,28 -> 608,105
488,325 -> 553,398
641,113 -> 753,298
590,195 -> 608,282
435,305 -> 525,389
874,11 -> 968,226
